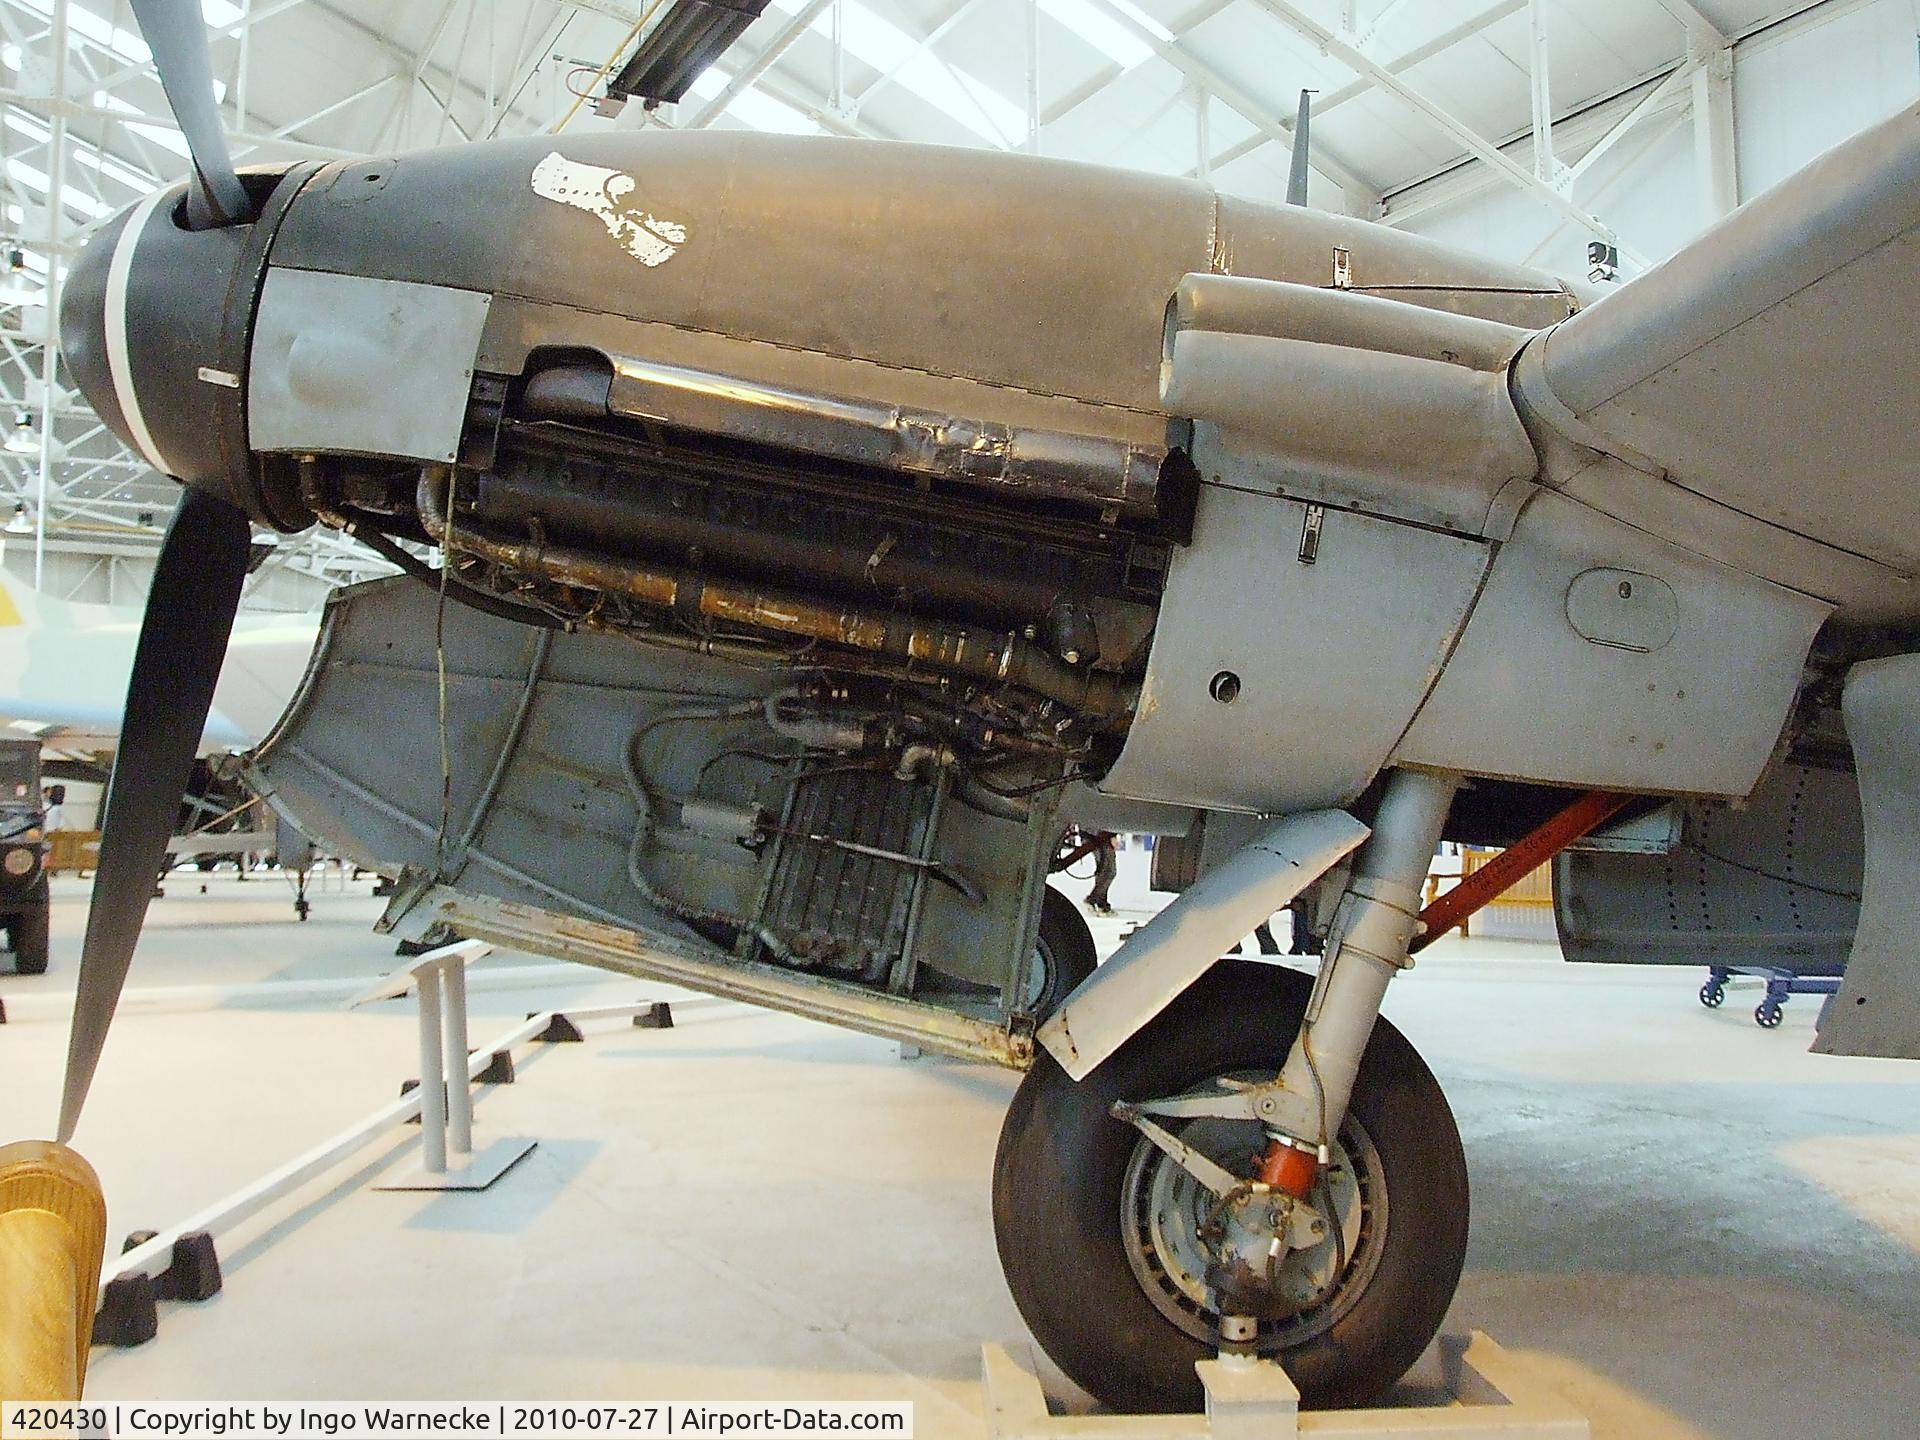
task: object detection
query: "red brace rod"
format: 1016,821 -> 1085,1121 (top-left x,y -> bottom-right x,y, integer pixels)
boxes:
1409,789 -> 1635,955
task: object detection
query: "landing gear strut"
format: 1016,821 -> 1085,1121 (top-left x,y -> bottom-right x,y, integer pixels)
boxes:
993,769 -> 1467,1412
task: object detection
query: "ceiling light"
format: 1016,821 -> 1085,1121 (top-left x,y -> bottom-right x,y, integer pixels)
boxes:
607,0 -> 772,108
0,263 -> 42,306
4,501 -> 31,533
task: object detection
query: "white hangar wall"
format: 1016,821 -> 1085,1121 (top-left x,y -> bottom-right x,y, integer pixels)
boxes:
1385,0 -> 1920,286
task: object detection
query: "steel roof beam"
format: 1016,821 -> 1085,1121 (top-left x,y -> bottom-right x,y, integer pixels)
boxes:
1042,0 -> 1233,131
847,0 -> 993,118
1188,0 -> 1525,180
1652,0 -> 1727,42
1081,0 -> 1374,194
0,90 -> 351,158
1251,0 -> 1642,261
1564,57 -> 1694,186
1379,63 -> 1692,230
1522,107 -> 1689,266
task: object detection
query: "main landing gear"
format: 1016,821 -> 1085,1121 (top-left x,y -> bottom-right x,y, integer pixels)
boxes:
993,770 -> 1467,1412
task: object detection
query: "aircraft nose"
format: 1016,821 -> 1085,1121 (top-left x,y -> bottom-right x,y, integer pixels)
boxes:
57,184 -> 303,526
57,199 -> 141,462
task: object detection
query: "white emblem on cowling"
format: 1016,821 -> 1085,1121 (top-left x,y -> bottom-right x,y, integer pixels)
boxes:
530,151 -> 688,267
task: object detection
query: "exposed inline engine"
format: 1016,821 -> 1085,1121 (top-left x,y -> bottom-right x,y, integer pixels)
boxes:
300,354 -> 1197,756
269,356 -> 1189,1038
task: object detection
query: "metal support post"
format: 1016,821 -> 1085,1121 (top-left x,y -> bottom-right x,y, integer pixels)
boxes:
441,959 -> 472,1156
1689,28 -> 1738,221
35,0 -> 71,594
375,940 -> 536,1192
1025,0 -> 1039,154
830,0 -> 844,114
414,965 -> 447,1174
1526,0 -> 1563,186
103,994 -> 671,1326
1194,84 -> 1210,180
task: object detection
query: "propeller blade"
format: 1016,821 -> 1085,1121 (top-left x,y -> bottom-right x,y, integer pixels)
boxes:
128,0 -> 254,227
57,488 -> 253,1141
1286,89 -> 1312,207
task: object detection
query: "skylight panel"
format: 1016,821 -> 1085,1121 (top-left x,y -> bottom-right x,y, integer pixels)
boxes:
6,157 -> 110,217
725,85 -> 824,135
5,107 -> 158,193
685,66 -> 824,135
11,0 -> 151,66
95,92 -> 193,157
71,144 -> 155,192
767,0 -> 1025,147
8,2 -> 240,69
1036,0 -> 1168,71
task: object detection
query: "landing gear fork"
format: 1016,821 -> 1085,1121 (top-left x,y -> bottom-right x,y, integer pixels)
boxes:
1254,769 -> 1461,1196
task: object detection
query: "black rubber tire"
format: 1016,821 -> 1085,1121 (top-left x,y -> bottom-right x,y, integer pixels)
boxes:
993,959 -> 1468,1413
1023,886 -> 1098,1019
10,878 -> 49,975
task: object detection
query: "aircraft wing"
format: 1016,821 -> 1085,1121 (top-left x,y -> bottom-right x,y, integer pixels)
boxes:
0,579 -> 315,756
1513,100 -> 1920,587
1505,99 -> 1920,1058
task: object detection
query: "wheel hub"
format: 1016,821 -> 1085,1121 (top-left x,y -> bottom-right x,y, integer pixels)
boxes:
1119,1090 -> 1387,1351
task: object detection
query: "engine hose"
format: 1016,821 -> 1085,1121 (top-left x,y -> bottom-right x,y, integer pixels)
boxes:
620,703 -> 798,963
416,468 -> 1135,727
954,775 -> 1032,822
318,508 -> 575,633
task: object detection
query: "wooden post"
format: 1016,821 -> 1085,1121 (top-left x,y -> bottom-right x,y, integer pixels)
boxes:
0,1141 -> 107,1401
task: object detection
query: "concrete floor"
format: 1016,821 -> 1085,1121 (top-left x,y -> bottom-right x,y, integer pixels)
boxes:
3,871 -> 1918,1438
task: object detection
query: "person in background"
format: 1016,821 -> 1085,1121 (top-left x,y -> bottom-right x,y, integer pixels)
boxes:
1232,913 -> 1285,955
42,783 -> 65,833
1086,831 -> 1118,915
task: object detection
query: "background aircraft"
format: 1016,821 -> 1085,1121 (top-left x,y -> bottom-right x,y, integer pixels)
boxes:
0,573 -> 313,828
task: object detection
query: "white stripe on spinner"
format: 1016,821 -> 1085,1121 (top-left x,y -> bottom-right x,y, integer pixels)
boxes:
102,188 -> 174,475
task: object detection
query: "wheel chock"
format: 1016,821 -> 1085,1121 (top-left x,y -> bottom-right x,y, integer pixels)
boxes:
475,1049 -> 516,1084
633,1002 -> 674,1030
93,1272 -> 158,1348
159,1232 -> 222,1303
398,1078 -> 450,1122
532,1012 -> 584,1043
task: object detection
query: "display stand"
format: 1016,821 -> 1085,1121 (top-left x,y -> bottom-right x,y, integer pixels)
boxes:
362,941 -> 536,1191
96,957 -> 672,1347
982,1333 -> 1590,1440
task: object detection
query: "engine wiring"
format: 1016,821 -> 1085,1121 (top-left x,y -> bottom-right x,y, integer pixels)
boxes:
432,497 -> 455,877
